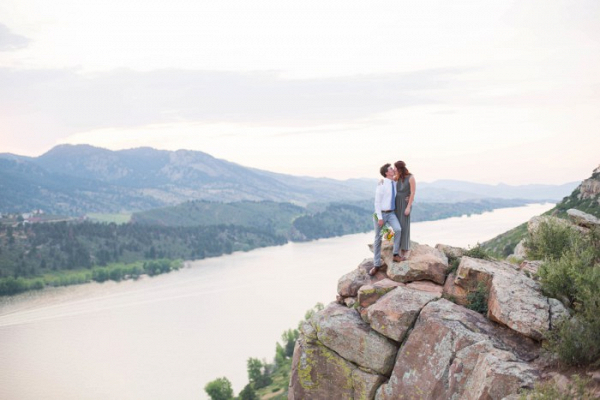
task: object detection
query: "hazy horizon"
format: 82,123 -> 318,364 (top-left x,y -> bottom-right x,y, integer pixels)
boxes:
1,1 -> 599,185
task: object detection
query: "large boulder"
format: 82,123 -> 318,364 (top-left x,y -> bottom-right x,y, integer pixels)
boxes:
567,208 -> 600,228
511,239 -> 528,260
357,279 -> 404,309
385,243 -> 449,285
442,272 -> 469,306
519,260 -> 542,277
487,268 -> 550,341
338,259 -> 382,297
548,298 -> 570,329
406,280 -> 444,297
310,303 -> 399,376
364,285 -> 439,342
454,256 -> 515,291
375,299 -> 539,400
453,256 -> 552,341
289,339 -> 386,400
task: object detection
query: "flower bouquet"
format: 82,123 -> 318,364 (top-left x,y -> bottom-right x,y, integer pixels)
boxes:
373,213 -> 395,241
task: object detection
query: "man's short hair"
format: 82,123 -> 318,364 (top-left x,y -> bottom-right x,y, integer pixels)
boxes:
380,163 -> 391,178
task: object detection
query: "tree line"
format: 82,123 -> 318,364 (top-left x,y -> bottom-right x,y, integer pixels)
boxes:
0,221 -> 286,295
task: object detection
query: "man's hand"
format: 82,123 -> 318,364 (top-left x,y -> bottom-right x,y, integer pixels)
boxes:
378,219 -> 384,227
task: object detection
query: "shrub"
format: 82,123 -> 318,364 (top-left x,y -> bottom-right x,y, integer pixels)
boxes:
525,219 -> 579,261
538,242 -> 595,306
466,282 -> 489,315
545,315 -> 600,367
536,224 -> 600,366
446,254 -> 460,275
463,243 -> 491,260
204,377 -> 234,400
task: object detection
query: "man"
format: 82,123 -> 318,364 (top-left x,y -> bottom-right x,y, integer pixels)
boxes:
370,163 -> 403,276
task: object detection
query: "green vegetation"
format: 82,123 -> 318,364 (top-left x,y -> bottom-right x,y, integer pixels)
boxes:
204,377 -> 234,400
132,201 -> 304,238
520,374 -> 595,399
0,221 -> 285,296
446,254 -> 460,276
525,219 -> 600,367
0,259 -> 181,296
466,282 -> 489,315
463,243 -> 492,260
292,204 -> 372,240
524,220 -> 576,262
481,222 -> 528,258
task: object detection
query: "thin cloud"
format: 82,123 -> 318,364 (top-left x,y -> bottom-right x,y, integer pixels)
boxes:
0,66 -> 470,141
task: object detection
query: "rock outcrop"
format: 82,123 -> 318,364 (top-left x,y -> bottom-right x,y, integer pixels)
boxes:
578,165 -> 600,201
375,300 -> 538,400
567,208 -> 600,228
289,241 -> 569,399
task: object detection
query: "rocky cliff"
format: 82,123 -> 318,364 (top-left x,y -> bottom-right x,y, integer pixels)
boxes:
554,164 -> 600,219
286,230 -> 591,399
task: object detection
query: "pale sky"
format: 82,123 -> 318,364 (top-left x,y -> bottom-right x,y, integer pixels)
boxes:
0,0 -> 599,184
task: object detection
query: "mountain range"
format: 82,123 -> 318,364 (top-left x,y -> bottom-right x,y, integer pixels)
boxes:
0,144 -> 579,215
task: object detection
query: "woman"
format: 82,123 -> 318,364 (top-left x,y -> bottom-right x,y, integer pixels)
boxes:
394,161 -> 416,260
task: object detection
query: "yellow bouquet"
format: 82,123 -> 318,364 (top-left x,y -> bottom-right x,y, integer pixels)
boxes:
373,213 -> 395,240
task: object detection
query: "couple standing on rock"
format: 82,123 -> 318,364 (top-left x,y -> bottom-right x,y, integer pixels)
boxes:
370,161 -> 416,276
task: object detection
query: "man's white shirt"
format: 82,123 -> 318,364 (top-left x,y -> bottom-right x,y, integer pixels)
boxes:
374,178 -> 395,220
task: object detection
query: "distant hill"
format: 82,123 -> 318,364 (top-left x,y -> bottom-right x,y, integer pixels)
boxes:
419,180 -> 579,202
0,144 -> 579,215
0,145 -> 375,214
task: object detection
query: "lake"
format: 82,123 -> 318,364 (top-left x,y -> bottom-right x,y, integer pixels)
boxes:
0,202 -> 554,400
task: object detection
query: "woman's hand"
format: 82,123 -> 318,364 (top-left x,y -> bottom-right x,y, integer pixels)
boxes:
404,206 -> 411,216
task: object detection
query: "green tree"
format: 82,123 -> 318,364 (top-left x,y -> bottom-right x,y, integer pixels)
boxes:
247,357 -> 272,389
247,357 -> 263,384
275,342 -> 286,365
238,383 -> 258,400
204,377 -> 234,400
281,329 -> 299,358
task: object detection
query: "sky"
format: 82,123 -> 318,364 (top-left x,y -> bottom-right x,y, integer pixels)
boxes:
0,0 -> 599,184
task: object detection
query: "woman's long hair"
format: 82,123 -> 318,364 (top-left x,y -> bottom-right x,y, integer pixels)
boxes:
395,161 -> 410,182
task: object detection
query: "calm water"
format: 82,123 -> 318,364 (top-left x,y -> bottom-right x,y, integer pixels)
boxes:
0,203 -> 554,400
